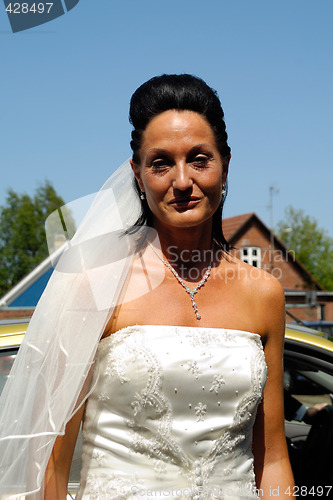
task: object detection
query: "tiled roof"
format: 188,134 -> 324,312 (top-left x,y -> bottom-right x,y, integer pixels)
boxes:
222,212 -> 255,241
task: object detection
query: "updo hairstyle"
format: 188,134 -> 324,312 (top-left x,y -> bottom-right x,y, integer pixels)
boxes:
128,74 -> 231,250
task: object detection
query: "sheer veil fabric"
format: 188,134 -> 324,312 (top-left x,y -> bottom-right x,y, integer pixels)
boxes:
0,160 -> 164,499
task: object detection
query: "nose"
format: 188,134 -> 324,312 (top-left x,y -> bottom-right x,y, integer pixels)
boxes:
172,163 -> 193,191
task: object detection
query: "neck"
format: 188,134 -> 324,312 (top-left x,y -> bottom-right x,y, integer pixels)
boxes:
152,221 -> 214,271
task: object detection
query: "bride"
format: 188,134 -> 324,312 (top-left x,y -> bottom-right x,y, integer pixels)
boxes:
0,74 -> 294,499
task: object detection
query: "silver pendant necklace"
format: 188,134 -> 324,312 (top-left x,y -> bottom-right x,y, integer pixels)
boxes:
149,243 -> 212,320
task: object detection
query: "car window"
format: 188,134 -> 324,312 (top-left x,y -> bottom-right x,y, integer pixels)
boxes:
284,356 -> 333,410
0,348 -> 17,395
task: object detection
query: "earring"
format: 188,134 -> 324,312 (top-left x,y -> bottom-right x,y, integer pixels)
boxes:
140,192 -> 145,200
222,186 -> 226,195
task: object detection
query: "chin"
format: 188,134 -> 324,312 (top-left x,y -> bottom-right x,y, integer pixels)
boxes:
155,213 -> 214,231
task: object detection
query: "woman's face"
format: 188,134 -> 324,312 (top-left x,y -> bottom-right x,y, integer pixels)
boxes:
131,109 -> 229,232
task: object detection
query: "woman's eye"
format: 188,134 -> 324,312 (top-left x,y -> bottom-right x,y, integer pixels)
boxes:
151,159 -> 170,169
192,155 -> 210,167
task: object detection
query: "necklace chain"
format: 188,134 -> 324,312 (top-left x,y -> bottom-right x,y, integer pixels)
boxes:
149,244 -> 212,320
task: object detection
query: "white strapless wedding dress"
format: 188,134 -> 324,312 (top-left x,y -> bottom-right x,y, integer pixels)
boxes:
76,326 -> 267,500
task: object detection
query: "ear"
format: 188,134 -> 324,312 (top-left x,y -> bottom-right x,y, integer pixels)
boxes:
222,154 -> 231,186
130,159 -> 145,192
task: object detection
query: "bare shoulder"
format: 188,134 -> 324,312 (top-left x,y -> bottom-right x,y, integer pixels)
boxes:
221,255 -> 285,338
248,263 -> 284,305
225,255 -> 284,298
240,260 -> 285,341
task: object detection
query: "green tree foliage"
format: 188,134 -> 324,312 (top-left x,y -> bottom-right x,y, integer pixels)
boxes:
0,181 -> 67,297
277,206 -> 333,291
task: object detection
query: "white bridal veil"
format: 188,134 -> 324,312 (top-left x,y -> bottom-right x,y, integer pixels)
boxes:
0,160 -> 164,499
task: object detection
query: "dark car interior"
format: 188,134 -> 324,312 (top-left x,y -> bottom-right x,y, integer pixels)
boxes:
284,342 -> 333,496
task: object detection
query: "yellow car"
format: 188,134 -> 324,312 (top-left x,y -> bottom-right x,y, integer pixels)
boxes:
1,320 -> 333,495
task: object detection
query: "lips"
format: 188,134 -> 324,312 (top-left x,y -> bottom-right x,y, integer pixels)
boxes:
168,197 -> 201,208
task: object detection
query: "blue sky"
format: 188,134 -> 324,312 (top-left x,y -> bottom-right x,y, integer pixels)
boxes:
1,0 -> 332,237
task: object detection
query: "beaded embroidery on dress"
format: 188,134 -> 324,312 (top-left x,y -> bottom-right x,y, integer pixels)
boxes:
76,326 -> 267,500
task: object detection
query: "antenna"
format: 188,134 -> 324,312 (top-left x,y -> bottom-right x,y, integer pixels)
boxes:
269,186 -> 279,272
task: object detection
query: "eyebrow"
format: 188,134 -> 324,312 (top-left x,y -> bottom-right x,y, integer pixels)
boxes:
146,148 -> 169,155
146,144 -> 214,155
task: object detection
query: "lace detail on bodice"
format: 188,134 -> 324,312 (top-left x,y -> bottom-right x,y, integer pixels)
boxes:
77,326 -> 267,500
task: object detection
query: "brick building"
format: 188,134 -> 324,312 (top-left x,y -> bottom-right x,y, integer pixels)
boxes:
223,213 -> 333,323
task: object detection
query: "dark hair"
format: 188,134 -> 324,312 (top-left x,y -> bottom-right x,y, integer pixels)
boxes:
128,74 -> 231,250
